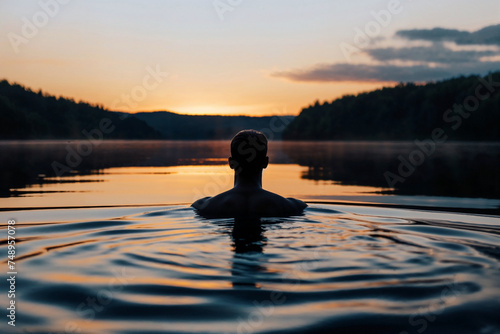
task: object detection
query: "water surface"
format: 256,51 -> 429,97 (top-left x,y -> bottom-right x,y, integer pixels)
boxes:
1,140 -> 499,212
1,140 -> 499,333
2,204 -> 500,334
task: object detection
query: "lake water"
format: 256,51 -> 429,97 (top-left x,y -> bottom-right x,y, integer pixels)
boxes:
1,140 -> 500,211
1,140 -> 500,333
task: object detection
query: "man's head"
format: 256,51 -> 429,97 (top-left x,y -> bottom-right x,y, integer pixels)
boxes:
229,130 -> 268,174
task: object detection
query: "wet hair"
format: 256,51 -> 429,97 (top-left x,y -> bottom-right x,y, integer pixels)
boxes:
230,130 -> 268,171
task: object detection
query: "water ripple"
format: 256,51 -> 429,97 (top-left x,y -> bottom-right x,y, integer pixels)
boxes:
5,204 -> 500,334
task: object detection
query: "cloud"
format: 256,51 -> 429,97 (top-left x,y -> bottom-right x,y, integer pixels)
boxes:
272,23 -> 500,83
272,61 -> 500,83
366,43 -> 497,64
396,28 -> 469,42
397,24 -> 500,46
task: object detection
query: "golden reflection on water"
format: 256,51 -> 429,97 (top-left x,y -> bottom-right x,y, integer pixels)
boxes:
3,165 -> 380,209
118,294 -> 208,306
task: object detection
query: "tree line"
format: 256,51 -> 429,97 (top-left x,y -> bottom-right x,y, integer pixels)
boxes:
2,72 -> 499,141
283,72 -> 500,141
0,79 -> 292,140
0,80 -> 159,139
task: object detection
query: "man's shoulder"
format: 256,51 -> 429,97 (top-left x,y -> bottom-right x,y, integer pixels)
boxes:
191,190 -> 242,217
191,196 -> 211,210
259,190 -> 308,212
285,197 -> 308,211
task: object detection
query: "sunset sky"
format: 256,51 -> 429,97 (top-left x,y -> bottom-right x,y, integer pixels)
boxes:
1,0 -> 499,116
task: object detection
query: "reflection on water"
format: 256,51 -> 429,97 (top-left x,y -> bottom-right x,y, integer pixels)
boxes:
0,140 -> 499,211
3,204 -> 500,334
231,218 -> 267,288
0,140 -> 231,196
280,141 -> 500,199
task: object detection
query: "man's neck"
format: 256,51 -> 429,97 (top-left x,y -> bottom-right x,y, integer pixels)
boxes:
233,171 -> 263,189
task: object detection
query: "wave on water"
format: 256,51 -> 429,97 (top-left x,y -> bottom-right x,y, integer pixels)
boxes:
2,204 -> 500,334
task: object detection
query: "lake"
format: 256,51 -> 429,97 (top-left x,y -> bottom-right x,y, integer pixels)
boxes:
1,140 -> 499,211
1,140 -> 500,334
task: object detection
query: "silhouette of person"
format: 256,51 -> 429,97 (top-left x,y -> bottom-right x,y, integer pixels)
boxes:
192,129 -> 307,218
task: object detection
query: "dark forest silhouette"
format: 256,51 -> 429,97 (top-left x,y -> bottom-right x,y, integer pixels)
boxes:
283,72 -> 500,141
1,72 -> 499,141
132,112 -> 293,140
0,80 -> 292,140
0,80 -> 159,140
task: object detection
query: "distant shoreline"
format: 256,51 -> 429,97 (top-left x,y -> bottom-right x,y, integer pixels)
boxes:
2,72 -> 499,141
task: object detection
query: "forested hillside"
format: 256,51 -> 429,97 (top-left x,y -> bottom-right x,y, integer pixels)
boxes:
0,80 -> 292,140
3,72 -> 499,141
283,72 -> 500,141
133,111 -> 293,140
0,80 -> 160,139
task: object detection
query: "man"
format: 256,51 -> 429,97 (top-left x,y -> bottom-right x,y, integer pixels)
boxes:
192,130 -> 307,218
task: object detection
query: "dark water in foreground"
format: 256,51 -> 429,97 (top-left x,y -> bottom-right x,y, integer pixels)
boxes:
2,204 -> 500,334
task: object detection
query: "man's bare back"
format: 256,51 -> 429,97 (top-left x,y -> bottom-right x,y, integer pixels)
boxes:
193,188 -> 307,218
191,130 -> 307,218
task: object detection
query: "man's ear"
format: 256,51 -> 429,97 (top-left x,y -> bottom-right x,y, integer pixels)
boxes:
262,156 -> 269,169
228,157 -> 235,169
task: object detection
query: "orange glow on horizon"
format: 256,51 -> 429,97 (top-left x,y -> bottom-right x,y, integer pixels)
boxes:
1,71 -> 396,117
